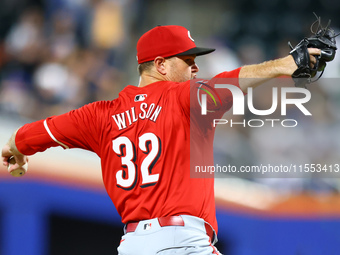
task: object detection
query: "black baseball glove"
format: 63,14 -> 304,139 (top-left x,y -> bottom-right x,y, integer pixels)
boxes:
289,14 -> 338,87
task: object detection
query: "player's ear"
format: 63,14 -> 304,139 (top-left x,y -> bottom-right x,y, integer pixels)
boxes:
154,57 -> 167,75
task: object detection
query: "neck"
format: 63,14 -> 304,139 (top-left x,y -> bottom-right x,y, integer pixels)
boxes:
138,71 -> 168,88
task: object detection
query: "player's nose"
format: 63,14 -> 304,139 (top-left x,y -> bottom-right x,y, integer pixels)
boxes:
192,63 -> 199,73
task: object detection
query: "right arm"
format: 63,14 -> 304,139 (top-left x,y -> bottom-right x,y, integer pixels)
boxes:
1,129 -> 28,170
2,101 -> 107,173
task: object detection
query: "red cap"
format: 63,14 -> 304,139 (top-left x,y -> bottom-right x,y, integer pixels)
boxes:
136,25 -> 215,64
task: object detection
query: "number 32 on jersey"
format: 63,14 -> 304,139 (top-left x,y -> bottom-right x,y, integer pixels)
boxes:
112,133 -> 161,190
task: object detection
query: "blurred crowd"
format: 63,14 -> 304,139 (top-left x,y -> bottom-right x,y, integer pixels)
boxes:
1,0 -> 340,194
0,0 -> 130,119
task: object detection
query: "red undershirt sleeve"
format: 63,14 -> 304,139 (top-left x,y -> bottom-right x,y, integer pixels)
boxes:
15,101 -> 107,156
208,67 -> 243,112
181,68 -> 242,114
212,67 -> 242,80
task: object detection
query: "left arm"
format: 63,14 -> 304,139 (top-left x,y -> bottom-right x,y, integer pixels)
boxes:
238,48 -> 321,92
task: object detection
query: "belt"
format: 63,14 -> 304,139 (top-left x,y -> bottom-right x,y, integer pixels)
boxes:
125,216 -> 215,241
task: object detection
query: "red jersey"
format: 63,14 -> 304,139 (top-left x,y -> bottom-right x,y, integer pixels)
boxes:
16,68 -> 241,232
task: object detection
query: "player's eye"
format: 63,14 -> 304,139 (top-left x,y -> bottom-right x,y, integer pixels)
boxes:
185,59 -> 195,66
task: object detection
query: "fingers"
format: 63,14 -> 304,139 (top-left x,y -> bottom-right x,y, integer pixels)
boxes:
310,55 -> 317,68
12,155 -> 28,166
2,144 -> 28,167
1,144 -> 11,167
308,48 -> 321,68
308,48 -> 321,56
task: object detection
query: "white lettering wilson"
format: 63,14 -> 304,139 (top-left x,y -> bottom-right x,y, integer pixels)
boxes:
112,104 -> 162,130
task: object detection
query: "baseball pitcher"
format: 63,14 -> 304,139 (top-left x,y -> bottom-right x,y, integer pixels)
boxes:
2,19 -> 336,254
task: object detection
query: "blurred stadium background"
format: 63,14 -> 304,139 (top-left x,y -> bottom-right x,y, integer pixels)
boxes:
1,0 -> 340,254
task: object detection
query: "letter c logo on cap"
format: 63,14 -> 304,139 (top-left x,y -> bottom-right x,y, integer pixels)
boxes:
188,31 -> 194,42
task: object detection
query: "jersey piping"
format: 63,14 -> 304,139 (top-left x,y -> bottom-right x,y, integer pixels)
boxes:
43,119 -> 69,149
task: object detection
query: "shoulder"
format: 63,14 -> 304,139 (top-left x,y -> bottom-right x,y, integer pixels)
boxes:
74,100 -> 117,118
165,80 -> 191,92
133,81 -> 191,95
84,100 -> 116,109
